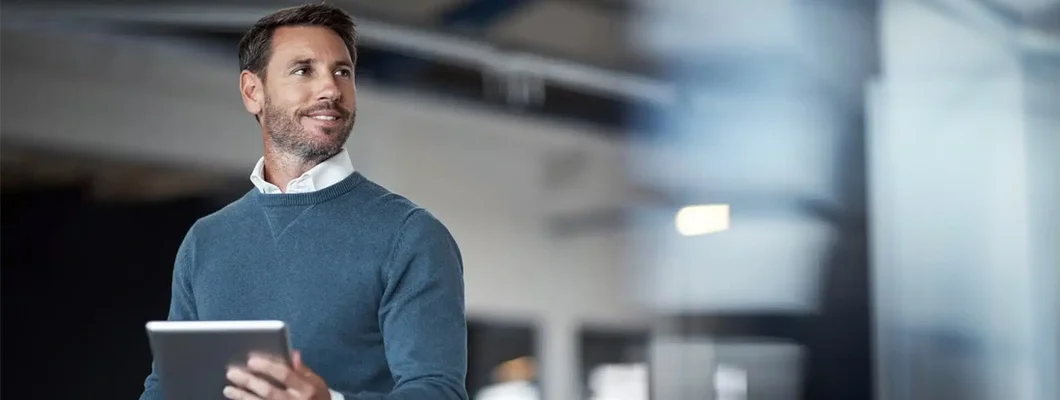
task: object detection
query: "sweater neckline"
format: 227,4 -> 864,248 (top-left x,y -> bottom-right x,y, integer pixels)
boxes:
251,171 -> 366,206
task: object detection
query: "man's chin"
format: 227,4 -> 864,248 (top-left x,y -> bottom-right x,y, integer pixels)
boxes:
266,125 -> 351,162
298,138 -> 348,160
301,123 -> 351,139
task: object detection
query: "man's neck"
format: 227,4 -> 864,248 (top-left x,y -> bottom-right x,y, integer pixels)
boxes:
262,150 -> 324,193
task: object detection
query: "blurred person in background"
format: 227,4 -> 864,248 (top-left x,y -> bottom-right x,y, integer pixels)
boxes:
474,357 -> 540,400
138,4 -> 467,400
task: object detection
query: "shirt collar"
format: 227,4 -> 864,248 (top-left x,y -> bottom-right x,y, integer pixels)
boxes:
249,148 -> 355,194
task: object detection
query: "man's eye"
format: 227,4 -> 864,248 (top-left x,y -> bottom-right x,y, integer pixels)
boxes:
293,68 -> 309,76
335,69 -> 352,77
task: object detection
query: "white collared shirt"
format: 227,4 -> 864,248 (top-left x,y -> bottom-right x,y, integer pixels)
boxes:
248,148 -> 353,400
250,148 -> 355,194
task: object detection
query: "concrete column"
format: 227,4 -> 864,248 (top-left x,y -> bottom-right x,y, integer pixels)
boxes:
538,316 -> 576,400
869,1 -> 1060,399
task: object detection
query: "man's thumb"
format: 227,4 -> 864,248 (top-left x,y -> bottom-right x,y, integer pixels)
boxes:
292,350 -> 304,369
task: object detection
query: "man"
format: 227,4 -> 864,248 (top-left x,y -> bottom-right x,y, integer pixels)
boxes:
139,4 -> 468,400
474,357 -> 540,400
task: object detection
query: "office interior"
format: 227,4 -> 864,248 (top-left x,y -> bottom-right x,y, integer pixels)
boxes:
1,0 -> 1058,399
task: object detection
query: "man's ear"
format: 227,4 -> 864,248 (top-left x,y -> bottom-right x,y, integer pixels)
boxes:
240,70 -> 264,117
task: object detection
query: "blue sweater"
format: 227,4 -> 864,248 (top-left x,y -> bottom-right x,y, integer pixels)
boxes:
140,172 -> 468,400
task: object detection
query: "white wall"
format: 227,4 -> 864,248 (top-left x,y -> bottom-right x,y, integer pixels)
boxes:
0,28 -> 647,400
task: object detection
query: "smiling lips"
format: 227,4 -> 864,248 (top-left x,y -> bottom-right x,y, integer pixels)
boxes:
300,106 -> 347,130
305,109 -> 342,122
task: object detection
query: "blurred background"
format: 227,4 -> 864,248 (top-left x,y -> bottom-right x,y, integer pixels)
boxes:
1,0 -> 1057,399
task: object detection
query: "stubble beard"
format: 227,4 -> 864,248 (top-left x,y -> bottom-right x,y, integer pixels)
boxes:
261,94 -> 355,165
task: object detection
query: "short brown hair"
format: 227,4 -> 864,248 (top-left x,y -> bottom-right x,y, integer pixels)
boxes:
238,3 -> 358,76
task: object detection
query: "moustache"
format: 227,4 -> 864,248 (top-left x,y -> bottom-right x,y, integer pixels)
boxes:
298,102 -> 351,119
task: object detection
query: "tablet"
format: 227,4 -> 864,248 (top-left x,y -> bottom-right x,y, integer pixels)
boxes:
146,320 -> 292,400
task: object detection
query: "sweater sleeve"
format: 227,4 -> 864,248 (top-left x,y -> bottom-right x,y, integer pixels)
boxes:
355,209 -> 468,400
139,228 -> 200,400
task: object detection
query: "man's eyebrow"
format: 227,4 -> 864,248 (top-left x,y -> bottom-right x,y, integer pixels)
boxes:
285,58 -> 352,69
286,58 -> 314,68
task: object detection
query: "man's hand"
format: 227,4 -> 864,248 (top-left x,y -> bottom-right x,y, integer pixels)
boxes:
224,351 -> 331,400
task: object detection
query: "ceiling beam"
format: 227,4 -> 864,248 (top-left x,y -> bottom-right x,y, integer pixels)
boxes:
440,0 -> 536,31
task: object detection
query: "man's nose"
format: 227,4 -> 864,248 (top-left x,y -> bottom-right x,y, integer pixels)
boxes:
316,76 -> 341,101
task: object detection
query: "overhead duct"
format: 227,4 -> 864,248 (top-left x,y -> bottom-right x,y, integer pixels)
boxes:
921,0 -> 1060,54
0,2 -> 678,106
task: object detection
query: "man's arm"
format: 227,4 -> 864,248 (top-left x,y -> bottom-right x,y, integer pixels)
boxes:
354,209 -> 468,400
139,229 -> 200,400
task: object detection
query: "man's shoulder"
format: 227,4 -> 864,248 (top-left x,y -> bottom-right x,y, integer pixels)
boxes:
354,176 -> 430,224
351,176 -> 453,241
185,190 -> 257,237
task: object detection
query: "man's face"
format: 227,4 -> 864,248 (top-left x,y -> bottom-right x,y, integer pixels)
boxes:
252,26 -> 356,162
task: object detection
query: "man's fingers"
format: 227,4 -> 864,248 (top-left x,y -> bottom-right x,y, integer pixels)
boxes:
246,353 -> 312,393
292,351 -> 304,369
223,385 -> 262,400
226,366 -> 292,400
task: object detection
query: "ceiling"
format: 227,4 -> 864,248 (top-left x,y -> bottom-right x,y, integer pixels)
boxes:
2,0 -> 1056,132
985,0 -> 1060,15
346,0 -> 645,71
979,0 -> 1060,32
0,0 -> 674,132
6,0 -> 1054,79
2,0 -> 649,72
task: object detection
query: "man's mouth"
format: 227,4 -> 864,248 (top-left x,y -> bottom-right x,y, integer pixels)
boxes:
304,109 -> 343,121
